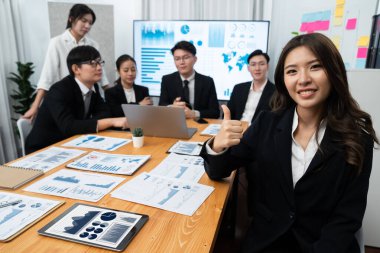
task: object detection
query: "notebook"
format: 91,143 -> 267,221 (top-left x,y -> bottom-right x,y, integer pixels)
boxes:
122,104 -> 197,139
0,165 -> 43,189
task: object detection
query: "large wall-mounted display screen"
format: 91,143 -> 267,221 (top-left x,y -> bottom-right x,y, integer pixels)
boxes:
134,20 -> 270,100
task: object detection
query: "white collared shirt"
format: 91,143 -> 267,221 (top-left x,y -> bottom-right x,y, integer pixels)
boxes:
206,108 -> 327,189
37,29 -> 109,91
180,71 -> 200,118
75,77 -> 96,101
291,109 -> 326,187
241,80 -> 268,124
124,87 -> 136,103
180,71 -> 195,104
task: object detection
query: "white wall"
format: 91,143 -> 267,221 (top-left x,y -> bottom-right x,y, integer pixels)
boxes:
23,0 -> 143,84
269,0 -> 377,78
25,0 -> 274,87
347,69 -> 380,247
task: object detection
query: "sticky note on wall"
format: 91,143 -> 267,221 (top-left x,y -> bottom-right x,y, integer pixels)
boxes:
335,5 -> 344,17
357,36 -> 370,47
331,36 -> 341,50
346,18 -> 357,30
357,48 -> 368,58
334,17 -> 343,26
355,59 -> 366,69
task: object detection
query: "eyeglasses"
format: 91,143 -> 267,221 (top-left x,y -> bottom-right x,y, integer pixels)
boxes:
79,59 -> 105,68
174,55 -> 193,62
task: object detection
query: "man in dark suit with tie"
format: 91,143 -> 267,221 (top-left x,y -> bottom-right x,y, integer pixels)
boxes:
227,49 -> 275,124
25,46 -> 128,154
159,40 -> 220,119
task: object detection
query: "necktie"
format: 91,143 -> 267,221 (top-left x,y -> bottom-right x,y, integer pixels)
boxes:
84,90 -> 93,117
183,80 -> 190,104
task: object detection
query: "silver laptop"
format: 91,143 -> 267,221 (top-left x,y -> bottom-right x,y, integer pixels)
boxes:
122,104 -> 197,139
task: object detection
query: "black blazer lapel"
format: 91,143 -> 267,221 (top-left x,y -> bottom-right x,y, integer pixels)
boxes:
175,72 -> 184,99
71,78 -> 86,118
238,83 -> 251,118
274,108 -> 295,206
88,83 -> 102,118
134,85 -> 144,103
115,83 -> 128,103
304,127 -> 339,175
252,80 -> 275,122
194,72 -> 201,108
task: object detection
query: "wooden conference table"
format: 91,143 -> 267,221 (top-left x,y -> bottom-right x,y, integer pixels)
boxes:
0,119 -> 235,253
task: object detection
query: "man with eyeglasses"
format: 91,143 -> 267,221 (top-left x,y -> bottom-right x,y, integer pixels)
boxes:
159,40 -> 220,119
227,49 -> 275,124
25,46 -> 128,154
23,4 -> 110,122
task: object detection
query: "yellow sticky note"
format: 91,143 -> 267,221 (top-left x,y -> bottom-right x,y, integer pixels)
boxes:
331,36 -> 341,50
336,0 -> 345,5
335,5 -> 344,17
334,16 -> 343,26
357,36 -> 370,47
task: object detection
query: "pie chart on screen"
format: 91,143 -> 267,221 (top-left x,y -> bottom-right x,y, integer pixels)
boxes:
181,24 -> 190,34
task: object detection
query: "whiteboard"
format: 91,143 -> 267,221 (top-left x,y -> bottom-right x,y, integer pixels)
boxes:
347,69 -> 380,247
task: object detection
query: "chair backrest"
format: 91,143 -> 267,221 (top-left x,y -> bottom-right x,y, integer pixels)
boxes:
355,227 -> 365,253
16,118 -> 33,156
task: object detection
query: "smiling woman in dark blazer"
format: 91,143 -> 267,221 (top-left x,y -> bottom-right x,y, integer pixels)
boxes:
202,33 -> 378,253
105,54 -> 152,117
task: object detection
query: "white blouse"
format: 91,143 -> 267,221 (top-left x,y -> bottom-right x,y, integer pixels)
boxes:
37,29 -> 109,91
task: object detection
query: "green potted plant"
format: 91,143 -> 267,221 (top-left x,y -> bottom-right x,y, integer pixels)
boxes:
132,127 -> 144,148
8,62 -> 36,117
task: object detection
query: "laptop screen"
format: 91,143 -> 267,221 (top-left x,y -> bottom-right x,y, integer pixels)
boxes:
122,104 -> 197,139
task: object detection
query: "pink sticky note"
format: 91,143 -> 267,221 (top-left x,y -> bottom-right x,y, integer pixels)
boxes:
346,18 -> 357,30
306,22 -> 315,32
300,22 -> 308,32
356,47 -> 368,58
320,20 -> 330,30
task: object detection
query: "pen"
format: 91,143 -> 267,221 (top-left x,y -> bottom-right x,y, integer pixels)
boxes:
0,199 -> 22,208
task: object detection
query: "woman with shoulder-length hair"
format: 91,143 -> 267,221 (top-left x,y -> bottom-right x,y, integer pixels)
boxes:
105,54 -> 152,117
202,33 -> 378,253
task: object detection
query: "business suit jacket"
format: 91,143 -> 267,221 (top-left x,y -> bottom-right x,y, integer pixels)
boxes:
227,80 -> 275,122
25,75 -> 111,154
158,71 -> 220,118
105,81 -> 150,117
201,107 -> 373,253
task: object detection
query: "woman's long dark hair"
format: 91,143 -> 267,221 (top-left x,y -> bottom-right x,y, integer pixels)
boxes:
271,33 -> 378,173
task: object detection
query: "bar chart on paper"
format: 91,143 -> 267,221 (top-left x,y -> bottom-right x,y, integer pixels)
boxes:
62,135 -> 131,151
24,169 -> 125,202
66,151 -> 150,175
9,147 -> 86,172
